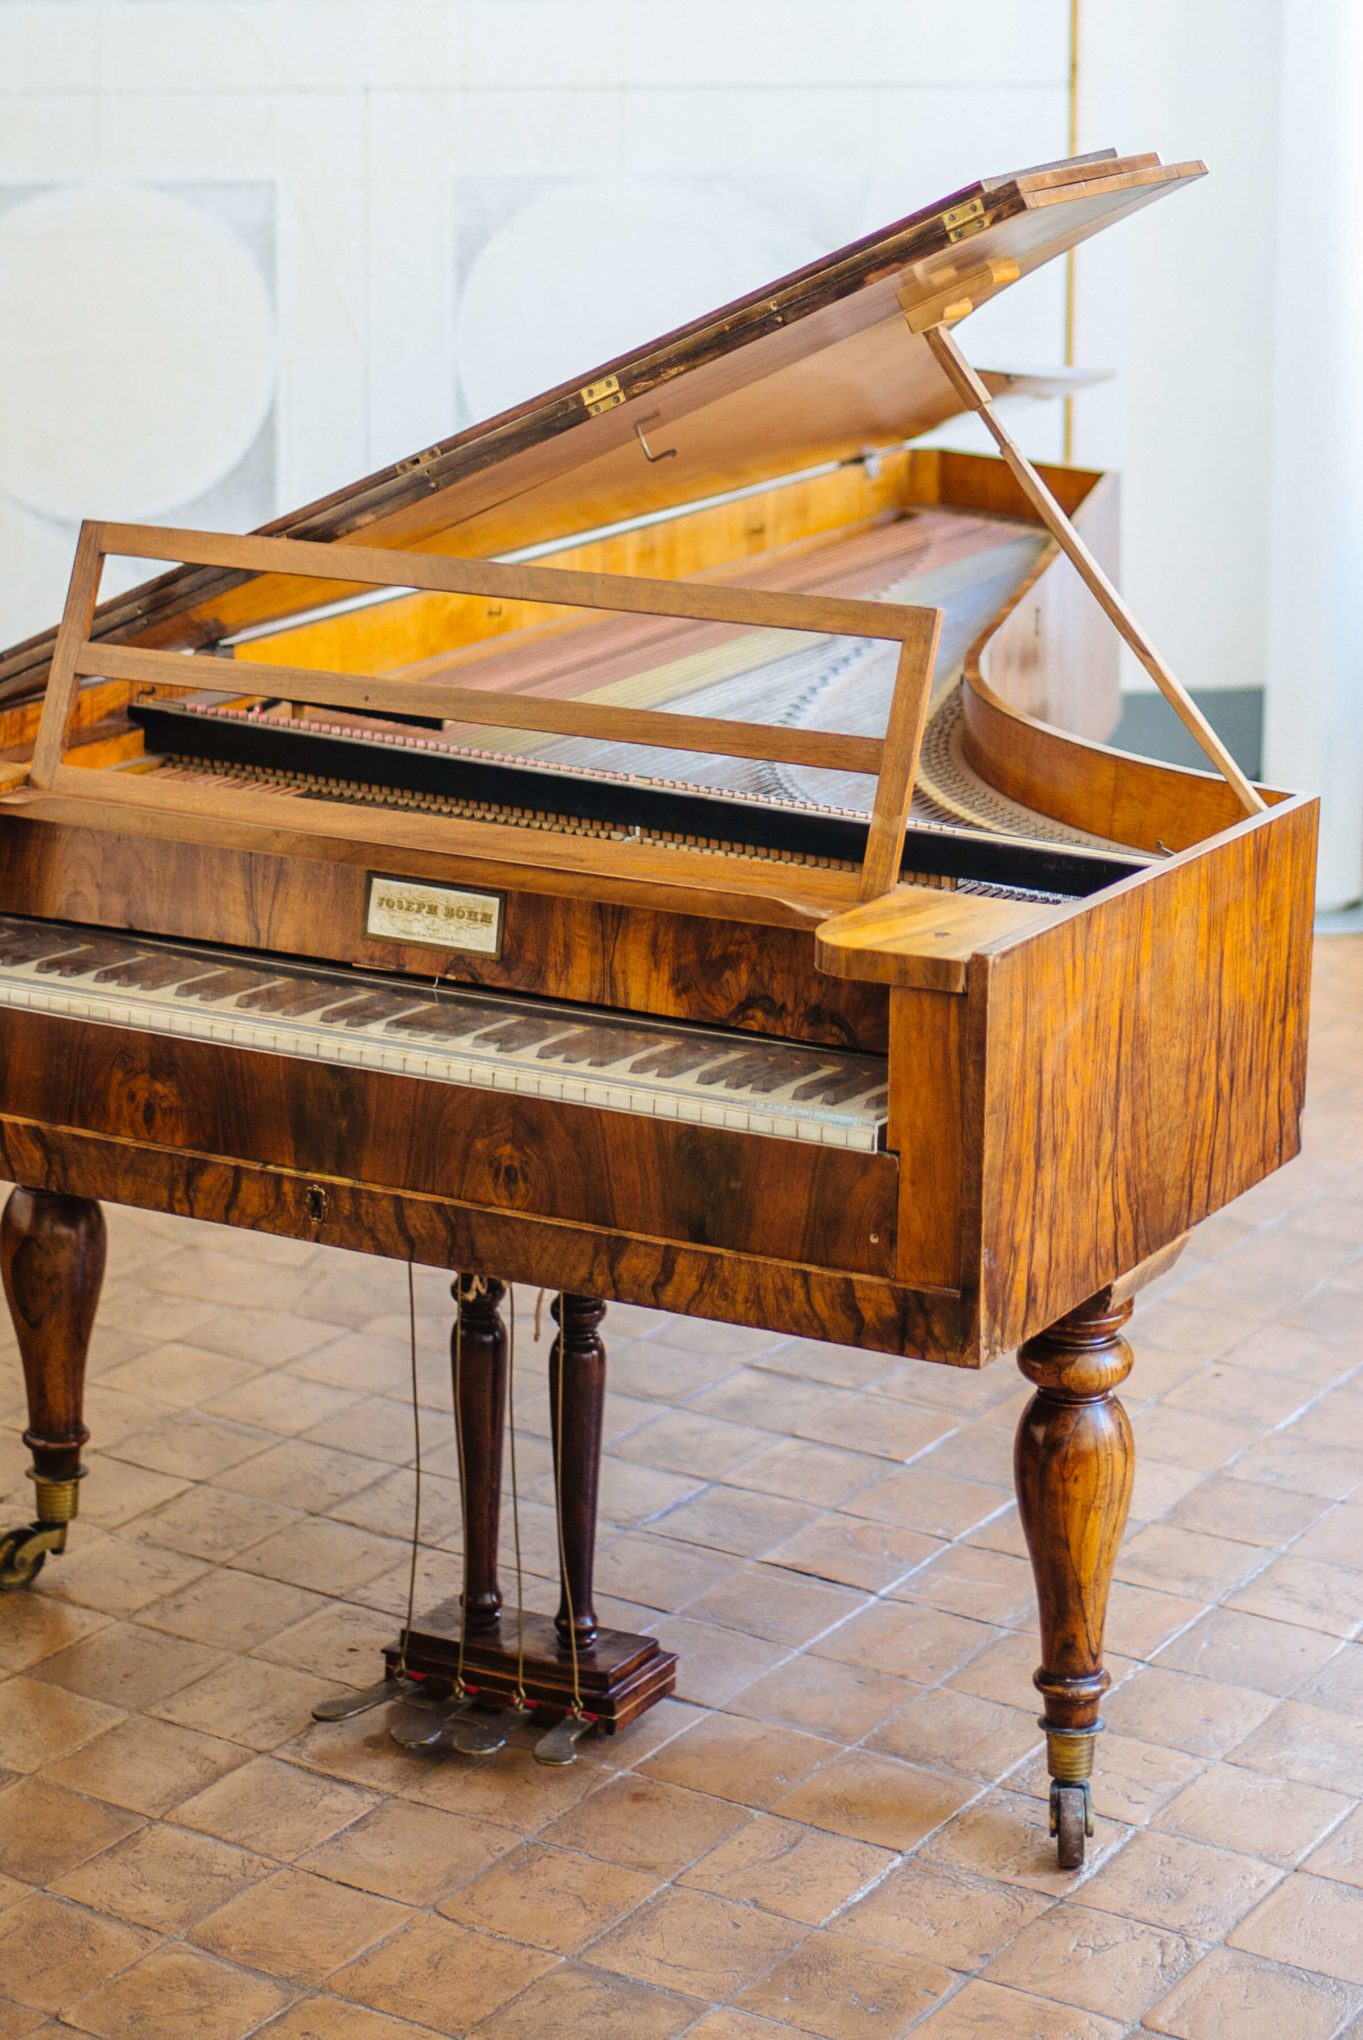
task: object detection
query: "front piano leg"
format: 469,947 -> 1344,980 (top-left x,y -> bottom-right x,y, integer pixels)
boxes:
1014,1292 -> 1134,1870
0,1187 -> 106,1590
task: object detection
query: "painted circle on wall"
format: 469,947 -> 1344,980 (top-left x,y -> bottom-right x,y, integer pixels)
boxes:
0,184 -> 275,522
453,179 -> 811,424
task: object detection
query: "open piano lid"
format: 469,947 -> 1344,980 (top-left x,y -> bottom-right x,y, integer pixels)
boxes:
0,149 -> 1203,694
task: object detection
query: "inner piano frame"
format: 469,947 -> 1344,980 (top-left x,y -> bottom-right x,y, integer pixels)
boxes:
33,521 -> 944,909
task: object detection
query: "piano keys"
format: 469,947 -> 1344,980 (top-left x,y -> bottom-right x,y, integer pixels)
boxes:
0,151 -> 1316,1867
0,915 -> 892,1150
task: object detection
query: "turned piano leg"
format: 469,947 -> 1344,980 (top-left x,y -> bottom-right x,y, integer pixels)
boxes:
452,1274 -> 508,1636
1014,1292 -> 1134,1870
549,1292 -> 607,1653
0,1188 -> 106,1591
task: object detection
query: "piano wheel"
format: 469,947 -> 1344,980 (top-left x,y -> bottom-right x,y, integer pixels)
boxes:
1051,1781 -> 1092,1871
0,1520 -> 67,1591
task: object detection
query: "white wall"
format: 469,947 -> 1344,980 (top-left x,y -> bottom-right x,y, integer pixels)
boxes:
1262,0 -> 1363,909
0,0 -> 1353,896
1075,0 -> 1282,708
0,0 -> 1074,646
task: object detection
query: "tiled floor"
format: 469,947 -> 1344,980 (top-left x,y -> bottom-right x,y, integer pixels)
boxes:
0,938 -> 1359,2039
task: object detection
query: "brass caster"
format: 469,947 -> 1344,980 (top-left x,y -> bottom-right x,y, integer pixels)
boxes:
0,1520 -> 67,1592
1050,1779 -> 1093,1870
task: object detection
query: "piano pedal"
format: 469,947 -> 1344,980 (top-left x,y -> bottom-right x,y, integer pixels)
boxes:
389,1690 -> 478,1749
311,1672 -> 420,1722
533,1711 -> 597,1766
410,1692 -> 540,1757
446,1699 -> 536,1754
431,1705 -> 512,1757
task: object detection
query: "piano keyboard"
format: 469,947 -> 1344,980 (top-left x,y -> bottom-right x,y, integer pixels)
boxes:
0,916 -> 889,1151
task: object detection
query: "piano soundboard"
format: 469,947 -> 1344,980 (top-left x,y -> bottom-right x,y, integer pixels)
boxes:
0,915 -> 890,1151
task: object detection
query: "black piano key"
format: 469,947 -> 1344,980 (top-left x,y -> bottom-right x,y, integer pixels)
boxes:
0,927 -> 84,967
384,1002 -> 503,1040
319,992 -> 406,1023
538,1024 -> 662,1067
472,1015 -> 574,1053
233,978 -> 345,1016
33,942 -> 131,977
92,954 -> 221,992
627,1041 -> 747,1081
321,990 -> 428,1027
695,1049 -> 824,1094
174,967 -> 265,1001
790,1066 -> 885,1105
748,1059 -> 849,1097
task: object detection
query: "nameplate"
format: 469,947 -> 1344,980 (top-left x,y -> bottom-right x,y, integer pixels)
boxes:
365,875 -> 504,957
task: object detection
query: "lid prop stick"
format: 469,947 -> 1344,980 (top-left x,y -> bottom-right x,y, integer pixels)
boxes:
916,314 -> 1264,817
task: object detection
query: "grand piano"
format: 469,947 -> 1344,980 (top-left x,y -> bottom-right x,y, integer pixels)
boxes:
0,152 -> 1315,1866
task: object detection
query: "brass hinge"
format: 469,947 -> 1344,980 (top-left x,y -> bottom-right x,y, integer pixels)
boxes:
580,374 -> 625,415
942,195 -> 988,244
395,445 -> 443,476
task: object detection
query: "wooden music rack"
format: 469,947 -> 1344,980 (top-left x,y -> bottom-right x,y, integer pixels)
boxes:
29,522 -> 944,906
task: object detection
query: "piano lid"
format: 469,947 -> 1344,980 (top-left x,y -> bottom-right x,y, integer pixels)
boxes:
0,149 -> 1203,694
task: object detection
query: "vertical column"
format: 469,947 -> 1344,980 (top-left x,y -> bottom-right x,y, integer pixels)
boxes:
549,1293 -> 607,1653
451,1274 -> 507,1635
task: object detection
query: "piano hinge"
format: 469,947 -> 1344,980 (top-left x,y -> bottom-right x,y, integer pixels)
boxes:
395,445 -> 443,477
942,195 -> 988,244
580,374 -> 625,415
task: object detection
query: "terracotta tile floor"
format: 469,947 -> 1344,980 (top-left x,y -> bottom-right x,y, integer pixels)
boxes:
0,935 -> 1360,2038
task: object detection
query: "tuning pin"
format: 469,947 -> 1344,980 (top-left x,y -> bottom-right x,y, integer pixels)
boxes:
533,1712 -> 596,1766
311,1673 -> 420,1722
